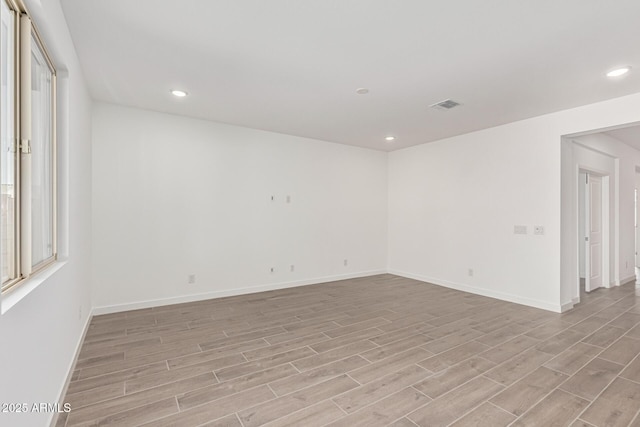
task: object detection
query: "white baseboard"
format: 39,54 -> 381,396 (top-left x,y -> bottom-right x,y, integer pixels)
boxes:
389,269 -> 563,313
50,309 -> 93,427
620,275 -> 636,286
610,276 -> 635,287
560,301 -> 575,313
93,270 -> 387,315
560,296 -> 583,313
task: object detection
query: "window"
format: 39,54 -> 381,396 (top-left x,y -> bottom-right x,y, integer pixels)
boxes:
1,0 -> 16,286
30,33 -> 55,268
1,1 -> 56,294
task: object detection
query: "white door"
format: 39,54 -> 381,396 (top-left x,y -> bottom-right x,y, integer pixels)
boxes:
636,189 -> 640,268
585,174 -> 603,292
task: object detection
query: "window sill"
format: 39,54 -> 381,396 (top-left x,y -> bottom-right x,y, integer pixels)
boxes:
1,260 -> 68,315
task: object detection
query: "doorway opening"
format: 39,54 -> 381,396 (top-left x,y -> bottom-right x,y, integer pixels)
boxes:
562,122 -> 640,312
578,170 -> 610,300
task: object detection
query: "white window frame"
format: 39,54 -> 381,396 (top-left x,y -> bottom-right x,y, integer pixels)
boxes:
1,0 -> 57,295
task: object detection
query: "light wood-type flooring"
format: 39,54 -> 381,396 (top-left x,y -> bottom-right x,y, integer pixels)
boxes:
55,274 -> 640,427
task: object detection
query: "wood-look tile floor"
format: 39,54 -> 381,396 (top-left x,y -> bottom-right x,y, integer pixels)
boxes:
55,274 -> 640,427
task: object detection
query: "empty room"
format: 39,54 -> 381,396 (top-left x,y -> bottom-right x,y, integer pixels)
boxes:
3,0 -> 640,426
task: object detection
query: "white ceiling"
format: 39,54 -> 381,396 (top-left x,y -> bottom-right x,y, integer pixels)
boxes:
60,0 -> 640,151
605,125 -> 640,151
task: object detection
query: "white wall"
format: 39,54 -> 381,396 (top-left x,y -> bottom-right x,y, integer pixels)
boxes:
388,119 -> 561,311
91,103 -> 388,312
390,92 -> 640,312
0,1 -> 92,426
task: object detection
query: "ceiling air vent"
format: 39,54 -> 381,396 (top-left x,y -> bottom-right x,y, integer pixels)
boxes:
429,99 -> 462,111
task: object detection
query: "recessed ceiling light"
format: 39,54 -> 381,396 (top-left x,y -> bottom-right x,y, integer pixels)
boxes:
356,88 -> 369,95
171,89 -> 188,97
606,67 -> 631,78
385,136 -> 395,142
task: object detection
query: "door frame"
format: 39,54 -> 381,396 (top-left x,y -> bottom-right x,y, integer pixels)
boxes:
561,123 -> 640,312
635,167 -> 640,284
564,139 -> 616,307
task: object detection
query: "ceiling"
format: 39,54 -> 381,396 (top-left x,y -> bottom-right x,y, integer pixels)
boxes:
60,0 -> 640,151
605,125 -> 640,151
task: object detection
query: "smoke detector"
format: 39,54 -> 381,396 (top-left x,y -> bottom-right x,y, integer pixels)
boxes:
429,99 -> 462,111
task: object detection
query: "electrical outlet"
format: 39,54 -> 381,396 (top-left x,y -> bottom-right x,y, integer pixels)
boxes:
188,274 -> 196,284
468,268 -> 474,277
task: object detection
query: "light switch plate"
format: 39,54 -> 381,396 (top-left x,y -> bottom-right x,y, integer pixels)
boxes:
514,225 -> 527,235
